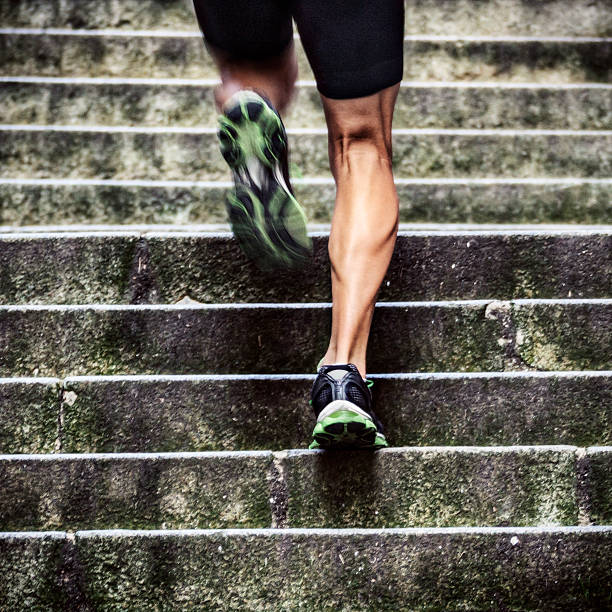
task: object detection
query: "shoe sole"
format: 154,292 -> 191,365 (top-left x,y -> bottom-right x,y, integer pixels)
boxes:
218,91 -> 311,269
309,407 -> 388,451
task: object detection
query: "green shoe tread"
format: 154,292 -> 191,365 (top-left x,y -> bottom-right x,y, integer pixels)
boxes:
311,410 -> 388,450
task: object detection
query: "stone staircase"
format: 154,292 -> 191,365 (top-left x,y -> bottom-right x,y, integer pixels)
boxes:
0,0 -> 611,609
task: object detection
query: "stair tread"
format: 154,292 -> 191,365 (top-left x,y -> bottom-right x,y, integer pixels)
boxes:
0,446 -> 602,531
2,32 -> 610,82
2,526 -> 611,610
0,231 -> 610,304
2,0 -> 611,36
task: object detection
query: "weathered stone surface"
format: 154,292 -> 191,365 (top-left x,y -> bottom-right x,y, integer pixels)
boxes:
3,81 -> 611,130
0,233 -> 139,304
0,379 -> 59,453
59,375 -> 315,453
72,528 -> 612,610
283,447 -> 578,527
0,532 -> 69,611
0,0 -> 199,31
3,373 -> 609,455
2,528 -> 610,610
146,231 -> 612,303
2,180 -> 610,226
2,34 -> 610,82
0,452 -> 272,530
2,0 -> 611,36
585,447 -> 612,524
376,373 -> 612,448
0,301 -> 609,376
2,231 -> 610,304
511,301 -> 612,370
2,129 -> 610,180
52,373 -> 612,453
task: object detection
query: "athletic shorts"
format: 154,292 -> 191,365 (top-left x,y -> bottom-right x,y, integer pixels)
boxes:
192,0 -> 405,100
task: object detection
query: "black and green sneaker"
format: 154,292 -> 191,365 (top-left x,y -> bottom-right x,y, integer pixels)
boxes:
309,363 -> 388,450
217,90 -> 312,269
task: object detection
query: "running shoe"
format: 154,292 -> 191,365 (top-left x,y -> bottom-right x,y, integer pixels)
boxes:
309,363 -> 388,450
217,90 -> 312,269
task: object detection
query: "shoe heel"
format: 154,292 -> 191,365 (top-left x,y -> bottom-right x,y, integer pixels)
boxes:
219,93 -> 285,169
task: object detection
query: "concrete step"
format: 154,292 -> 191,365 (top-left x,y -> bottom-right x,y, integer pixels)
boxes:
2,372 -> 611,454
3,371 -> 611,454
587,447 -> 612,524
0,300 -> 609,376
0,446 -> 602,530
0,451 -> 274,530
3,78 -> 611,130
2,126 -> 610,180
0,378 -> 59,454
1,527 -> 611,609
1,230 -> 610,305
3,0 -> 611,36
2,32 -> 610,83
2,178 -> 611,225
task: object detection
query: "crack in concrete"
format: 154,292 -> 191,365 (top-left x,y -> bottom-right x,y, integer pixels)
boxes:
59,534 -> 93,611
54,382 -> 64,452
575,448 -> 593,526
268,452 -> 289,529
127,237 -> 159,304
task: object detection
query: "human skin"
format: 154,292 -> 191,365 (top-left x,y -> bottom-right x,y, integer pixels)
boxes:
209,42 -> 400,379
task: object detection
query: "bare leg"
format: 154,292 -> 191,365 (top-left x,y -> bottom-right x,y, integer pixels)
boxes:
319,83 -> 401,378
206,41 -> 298,114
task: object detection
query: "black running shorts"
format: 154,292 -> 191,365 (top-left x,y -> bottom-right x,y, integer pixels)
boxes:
192,0 -> 404,100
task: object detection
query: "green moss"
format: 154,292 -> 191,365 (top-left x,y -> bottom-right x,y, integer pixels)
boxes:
74,530 -> 612,610
0,455 -> 273,530
283,448 -> 578,528
512,302 -> 611,370
0,381 -> 60,453
0,535 -> 68,611
587,450 -> 612,523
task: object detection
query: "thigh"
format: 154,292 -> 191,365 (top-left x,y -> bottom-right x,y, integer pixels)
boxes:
192,0 -> 293,60
291,0 -> 404,99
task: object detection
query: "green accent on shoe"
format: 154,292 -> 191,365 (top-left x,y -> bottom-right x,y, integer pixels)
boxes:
217,90 -> 312,270
310,409 -> 388,450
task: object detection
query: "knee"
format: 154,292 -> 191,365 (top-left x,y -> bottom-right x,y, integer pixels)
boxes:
327,117 -> 392,164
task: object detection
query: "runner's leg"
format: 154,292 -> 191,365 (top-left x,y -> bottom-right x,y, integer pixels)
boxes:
192,0 -> 297,112
207,42 -> 298,114
292,0 -> 404,377
319,85 -> 400,378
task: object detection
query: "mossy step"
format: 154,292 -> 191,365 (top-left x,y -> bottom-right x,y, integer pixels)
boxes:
0,446 -> 593,530
586,448 -> 612,523
2,372 -> 611,453
2,33 -> 610,82
3,0 -> 611,36
0,451 -> 274,531
2,179 -> 610,225
3,79 -> 611,130
2,127 -> 611,180
1,230 -> 610,304
0,377 -> 59,454
0,300 -> 609,376
1,527 -> 611,610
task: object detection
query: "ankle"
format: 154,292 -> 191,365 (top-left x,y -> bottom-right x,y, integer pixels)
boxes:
318,354 -> 367,380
